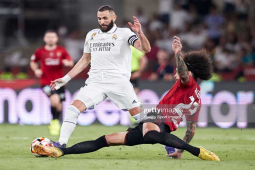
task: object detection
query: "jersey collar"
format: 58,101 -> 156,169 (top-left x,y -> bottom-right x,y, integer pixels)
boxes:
98,24 -> 117,34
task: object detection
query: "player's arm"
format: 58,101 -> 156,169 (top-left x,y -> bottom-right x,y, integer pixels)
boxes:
128,16 -> 151,53
172,36 -> 189,84
30,54 -> 42,78
166,121 -> 197,159
62,48 -> 74,67
50,53 -> 91,90
177,121 -> 197,153
62,59 -> 74,67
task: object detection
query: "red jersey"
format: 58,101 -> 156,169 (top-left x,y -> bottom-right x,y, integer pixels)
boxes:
31,46 -> 72,86
157,75 -> 201,131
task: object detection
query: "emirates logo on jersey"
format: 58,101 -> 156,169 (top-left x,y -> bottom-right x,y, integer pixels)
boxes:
45,58 -> 60,65
112,34 -> 118,40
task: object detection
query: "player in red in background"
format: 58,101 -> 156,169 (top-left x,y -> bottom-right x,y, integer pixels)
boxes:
30,30 -> 74,135
34,36 -> 220,161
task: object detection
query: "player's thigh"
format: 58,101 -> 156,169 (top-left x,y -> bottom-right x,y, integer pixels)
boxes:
74,84 -> 107,111
107,78 -> 140,111
105,132 -> 127,146
142,122 -> 160,136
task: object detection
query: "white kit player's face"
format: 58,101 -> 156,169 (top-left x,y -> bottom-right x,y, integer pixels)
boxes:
97,10 -> 117,32
44,32 -> 58,46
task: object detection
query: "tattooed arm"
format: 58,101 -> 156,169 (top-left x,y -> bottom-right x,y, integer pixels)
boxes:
166,121 -> 197,159
177,121 -> 197,153
172,36 -> 189,84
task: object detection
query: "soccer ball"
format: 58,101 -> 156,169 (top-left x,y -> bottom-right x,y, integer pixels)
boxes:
30,137 -> 53,157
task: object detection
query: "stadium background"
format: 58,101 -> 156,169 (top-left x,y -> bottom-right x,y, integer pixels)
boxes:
0,0 -> 255,128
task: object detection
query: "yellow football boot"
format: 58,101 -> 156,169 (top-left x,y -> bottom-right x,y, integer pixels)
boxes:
49,119 -> 60,136
34,145 -> 63,158
198,146 -> 220,161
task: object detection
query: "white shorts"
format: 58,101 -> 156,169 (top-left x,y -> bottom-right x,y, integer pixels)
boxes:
74,72 -> 140,110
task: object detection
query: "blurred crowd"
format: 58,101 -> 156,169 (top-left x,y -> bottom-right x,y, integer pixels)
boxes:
1,0 -> 255,82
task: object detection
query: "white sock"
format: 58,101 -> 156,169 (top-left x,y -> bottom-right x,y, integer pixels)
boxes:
132,112 -> 146,123
59,105 -> 80,145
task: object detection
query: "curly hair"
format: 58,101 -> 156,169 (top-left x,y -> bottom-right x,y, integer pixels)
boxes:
183,50 -> 213,80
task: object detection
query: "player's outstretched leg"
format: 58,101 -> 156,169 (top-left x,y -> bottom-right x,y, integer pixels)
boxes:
34,132 -> 127,158
143,123 -> 220,161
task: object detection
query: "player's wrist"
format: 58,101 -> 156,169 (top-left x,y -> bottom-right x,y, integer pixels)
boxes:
137,31 -> 144,35
177,149 -> 184,153
61,74 -> 71,83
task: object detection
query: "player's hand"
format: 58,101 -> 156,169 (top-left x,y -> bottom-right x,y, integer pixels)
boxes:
50,75 -> 71,90
131,71 -> 141,79
172,36 -> 182,55
50,78 -> 63,90
34,69 -> 42,78
166,151 -> 183,159
128,16 -> 143,34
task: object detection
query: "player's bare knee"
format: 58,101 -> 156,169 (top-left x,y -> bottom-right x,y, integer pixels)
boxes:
129,107 -> 140,116
105,133 -> 117,146
50,94 -> 60,107
105,133 -> 126,146
71,100 -> 87,112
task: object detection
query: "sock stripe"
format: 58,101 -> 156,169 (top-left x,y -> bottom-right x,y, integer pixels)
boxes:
63,121 -> 76,125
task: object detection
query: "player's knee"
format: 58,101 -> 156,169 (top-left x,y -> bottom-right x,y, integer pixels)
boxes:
50,95 -> 60,107
143,130 -> 159,144
105,133 -> 116,145
64,105 -> 80,123
71,100 -> 87,112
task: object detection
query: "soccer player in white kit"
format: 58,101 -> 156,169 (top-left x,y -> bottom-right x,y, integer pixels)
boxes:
50,5 -> 151,147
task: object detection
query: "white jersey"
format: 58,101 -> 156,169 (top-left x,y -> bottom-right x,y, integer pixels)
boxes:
83,24 -> 138,78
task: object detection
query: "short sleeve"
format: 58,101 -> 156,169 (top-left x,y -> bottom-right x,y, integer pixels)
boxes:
125,29 -> 138,46
31,49 -> 40,62
62,48 -> 73,61
83,32 -> 92,53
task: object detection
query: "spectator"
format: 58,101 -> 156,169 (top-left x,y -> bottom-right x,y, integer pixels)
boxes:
205,5 -> 224,42
135,7 -> 149,27
149,14 -> 163,31
170,3 -> 191,31
214,37 -> 237,72
239,47 -> 255,66
149,49 -> 174,81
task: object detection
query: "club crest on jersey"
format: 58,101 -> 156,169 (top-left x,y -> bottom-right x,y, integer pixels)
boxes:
57,52 -> 61,57
112,34 -> 118,40
91,33 -> 97,40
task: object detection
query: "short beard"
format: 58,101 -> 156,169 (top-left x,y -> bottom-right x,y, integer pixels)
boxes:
99,20 -> 114,32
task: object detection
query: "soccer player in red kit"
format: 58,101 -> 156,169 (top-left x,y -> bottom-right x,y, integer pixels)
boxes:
30,30 -> 74,135
34,36 -> 220,161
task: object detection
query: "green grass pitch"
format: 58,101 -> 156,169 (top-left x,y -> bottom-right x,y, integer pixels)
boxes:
0,124 -> 254,170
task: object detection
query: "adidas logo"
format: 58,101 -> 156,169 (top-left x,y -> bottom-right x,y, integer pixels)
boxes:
132,100 -> 137,104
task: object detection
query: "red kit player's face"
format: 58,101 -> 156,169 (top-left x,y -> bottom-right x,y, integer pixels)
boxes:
44,32 -> 58,46
174,69 -> 192,81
